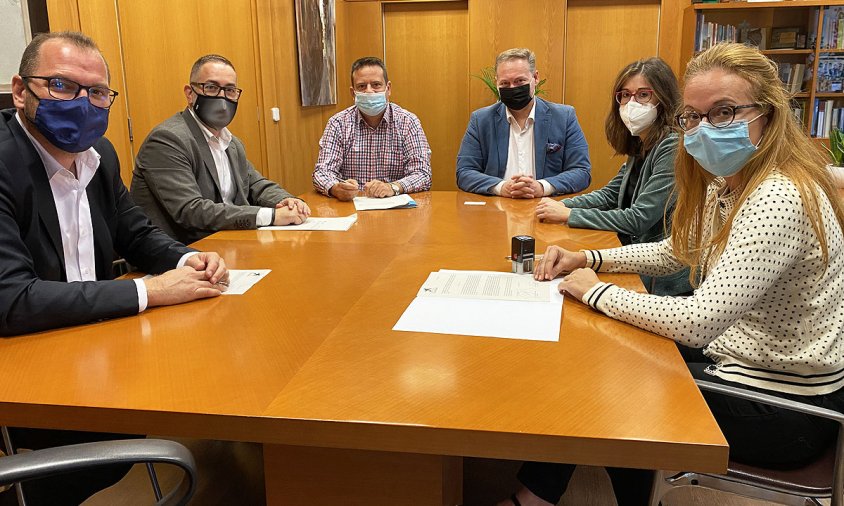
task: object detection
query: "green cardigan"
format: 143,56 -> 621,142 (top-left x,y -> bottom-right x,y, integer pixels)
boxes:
563,133 -> 692,296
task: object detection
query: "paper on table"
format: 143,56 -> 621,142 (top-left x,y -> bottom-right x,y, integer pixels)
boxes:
259,214 -> 357,231
394,279 -> 564,341
353,194 -> 416,211
418,270 -> 549,302
221,269 -> 271,295
142,269 -> 270,295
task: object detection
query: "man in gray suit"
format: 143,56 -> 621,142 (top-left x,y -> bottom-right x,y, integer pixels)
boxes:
131,54 -> 309,245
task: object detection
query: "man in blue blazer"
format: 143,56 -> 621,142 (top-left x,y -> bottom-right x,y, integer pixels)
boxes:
457,48 -> 591,197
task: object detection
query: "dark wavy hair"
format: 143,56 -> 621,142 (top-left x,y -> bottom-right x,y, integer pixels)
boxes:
605,57 -> 680,156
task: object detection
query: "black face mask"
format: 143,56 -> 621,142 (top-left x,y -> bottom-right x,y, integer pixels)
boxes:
498,83 -> 533,111
193,94 -> 238,130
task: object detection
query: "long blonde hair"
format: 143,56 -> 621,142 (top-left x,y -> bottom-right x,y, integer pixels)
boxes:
672,43 -> 844,281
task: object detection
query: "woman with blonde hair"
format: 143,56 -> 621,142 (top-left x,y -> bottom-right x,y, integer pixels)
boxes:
503,42 -> 844,506
535,57 -> 691,295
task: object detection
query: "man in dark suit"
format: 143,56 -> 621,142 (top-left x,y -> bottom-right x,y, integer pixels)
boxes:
130,54 -> 309,245
456,48 -> 591,198
0,31 -> 229,504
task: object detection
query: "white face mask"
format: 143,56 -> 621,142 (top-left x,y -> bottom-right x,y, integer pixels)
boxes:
619,101 -> 658,136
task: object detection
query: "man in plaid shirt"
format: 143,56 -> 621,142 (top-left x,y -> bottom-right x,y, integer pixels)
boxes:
312,57 -> 432,201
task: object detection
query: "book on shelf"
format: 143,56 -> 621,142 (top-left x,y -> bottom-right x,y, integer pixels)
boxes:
811,99 -> 844,138
778,62 -> 807,93
816,55 -> 844,92
822,6 -> 844,49
694,14 -> 742,51
792,103 -> 805,125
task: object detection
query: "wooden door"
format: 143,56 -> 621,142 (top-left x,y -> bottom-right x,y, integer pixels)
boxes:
115,0 -> 266,173
565,0 -> 661,190
384,1 -> 469,192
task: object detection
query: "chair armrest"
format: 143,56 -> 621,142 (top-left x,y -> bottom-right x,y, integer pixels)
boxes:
696,379 -> 844,506
0,438 -> 196,506
695,379 -> 844,425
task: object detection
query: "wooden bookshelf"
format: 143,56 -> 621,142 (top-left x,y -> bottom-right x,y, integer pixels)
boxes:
762,48 -> 813,55
696,1 -> 844,10
683,0 -> 844,138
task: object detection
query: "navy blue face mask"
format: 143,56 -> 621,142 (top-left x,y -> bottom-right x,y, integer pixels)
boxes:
29,96 -> 109,153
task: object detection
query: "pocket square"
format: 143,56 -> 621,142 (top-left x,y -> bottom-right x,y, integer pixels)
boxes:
546,143 -> 562,153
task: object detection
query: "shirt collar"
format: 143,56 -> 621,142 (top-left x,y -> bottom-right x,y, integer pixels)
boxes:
189,107 -> 232,149
15,111 -> 101,184
505,100 -> 536,127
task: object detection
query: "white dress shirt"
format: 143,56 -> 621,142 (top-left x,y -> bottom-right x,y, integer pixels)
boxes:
16,113 -> 195,312
188,109 -> 274,226
494,102 -> 553,196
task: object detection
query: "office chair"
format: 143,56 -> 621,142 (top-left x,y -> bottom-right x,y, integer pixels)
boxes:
0,434 -> 196,506
649,379 -> 844,506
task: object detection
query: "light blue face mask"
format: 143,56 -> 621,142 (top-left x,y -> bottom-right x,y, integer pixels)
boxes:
683,114 -> 764,177
355,91 -> 388,117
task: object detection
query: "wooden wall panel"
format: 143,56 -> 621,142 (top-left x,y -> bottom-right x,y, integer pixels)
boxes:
384,1 -> 468,191
468,0 -> 565,113
565,0 -> 660,191
116,0 -> 264,176
45,0 -> 137,183
45,0 -> 80,31
76,0 -> 133,184
658,0 -> 693,79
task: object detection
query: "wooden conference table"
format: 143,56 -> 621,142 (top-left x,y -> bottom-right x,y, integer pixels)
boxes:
0,191 -> 727,505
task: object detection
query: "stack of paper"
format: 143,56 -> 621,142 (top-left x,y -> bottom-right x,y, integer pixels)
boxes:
353,195 -> 417,211
259,214 -> 357,231
393,269 -> 564,341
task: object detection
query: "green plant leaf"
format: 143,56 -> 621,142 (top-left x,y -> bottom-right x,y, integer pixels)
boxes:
470,66 -> 551,101
828,127 -> 844,166
471,66 -> 500,100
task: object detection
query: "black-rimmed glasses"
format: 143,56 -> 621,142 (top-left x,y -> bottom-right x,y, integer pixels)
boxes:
22,76 -> 118,109
190,82 -> 243,101
676,104 -> 762,131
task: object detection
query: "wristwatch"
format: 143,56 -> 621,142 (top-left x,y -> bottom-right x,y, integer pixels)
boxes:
390,183 -> 401,196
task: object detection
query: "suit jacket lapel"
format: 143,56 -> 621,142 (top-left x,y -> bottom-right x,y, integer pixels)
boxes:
226,146 -> 248,205
617,155 -> 635,207
495,103 -> 509,177
8,116 -> 65,267
533,99 -> 550,179
181,109 -> 224,198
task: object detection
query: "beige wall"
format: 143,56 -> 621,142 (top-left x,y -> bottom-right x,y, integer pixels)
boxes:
46,0 -> 690,194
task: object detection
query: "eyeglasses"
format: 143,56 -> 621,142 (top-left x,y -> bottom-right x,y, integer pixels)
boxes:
190,82 -> 243,101
615,88 -> 654,105
22,76 -> 118,109
675,104 -> 762,131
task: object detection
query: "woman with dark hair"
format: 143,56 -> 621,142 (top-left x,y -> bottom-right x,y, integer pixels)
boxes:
536,57 -> 690,295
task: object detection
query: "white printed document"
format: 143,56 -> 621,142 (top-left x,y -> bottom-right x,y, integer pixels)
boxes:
418,270 -> 549,302
353,194 -> 417,211
394,270 -> 564,341
259,214 -> 357,231
221,269 -> 271,295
